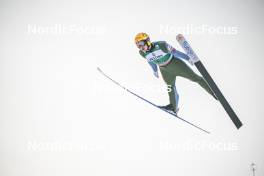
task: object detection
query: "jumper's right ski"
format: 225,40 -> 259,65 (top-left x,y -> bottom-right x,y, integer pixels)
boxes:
97,67 -> 210,134
176,34 -> 243,129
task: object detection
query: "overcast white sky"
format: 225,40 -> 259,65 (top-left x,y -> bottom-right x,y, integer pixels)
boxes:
1,0 -> 264,175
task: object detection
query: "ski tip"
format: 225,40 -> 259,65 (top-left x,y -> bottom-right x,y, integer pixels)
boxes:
176,34 -> 184,41
96,67 -> 102,72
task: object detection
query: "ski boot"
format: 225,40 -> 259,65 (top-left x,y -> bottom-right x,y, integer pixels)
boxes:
158,104 -> 179,115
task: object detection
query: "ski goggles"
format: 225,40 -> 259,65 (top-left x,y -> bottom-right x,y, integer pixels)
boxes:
136,41 -> 146,48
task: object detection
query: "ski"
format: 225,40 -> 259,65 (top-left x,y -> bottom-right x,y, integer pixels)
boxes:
97,67 -> 210,134
176,34 -> 243,129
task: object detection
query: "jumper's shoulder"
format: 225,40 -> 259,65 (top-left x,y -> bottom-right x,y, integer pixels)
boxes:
152,41 -> 169,52
152,41 -> 167,46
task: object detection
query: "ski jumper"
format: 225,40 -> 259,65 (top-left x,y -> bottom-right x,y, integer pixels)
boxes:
139,41 -> 215,111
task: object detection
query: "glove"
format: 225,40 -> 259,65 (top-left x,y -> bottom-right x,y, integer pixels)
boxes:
188,59 -> 195,66
153,71 -> 159,78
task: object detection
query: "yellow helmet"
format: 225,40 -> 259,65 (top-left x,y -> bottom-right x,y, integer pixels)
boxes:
135,32 -> 149,43
134,32 -> 151,47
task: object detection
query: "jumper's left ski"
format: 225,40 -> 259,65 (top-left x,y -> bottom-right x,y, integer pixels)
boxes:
176,34 -> 243,129
97,67 -> 210,134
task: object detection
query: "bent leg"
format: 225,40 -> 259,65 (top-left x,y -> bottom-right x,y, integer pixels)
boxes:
177,61 -> 216,98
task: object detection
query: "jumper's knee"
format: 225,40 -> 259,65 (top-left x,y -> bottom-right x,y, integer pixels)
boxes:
191,75 -> 203,83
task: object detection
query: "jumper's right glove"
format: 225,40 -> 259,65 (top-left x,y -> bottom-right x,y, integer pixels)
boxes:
153,71 -> 159,78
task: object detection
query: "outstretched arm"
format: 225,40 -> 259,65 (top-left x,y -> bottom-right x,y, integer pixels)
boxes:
172,49 -> 190,61
166,42 -> 194,65
139,50 -> 159,78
